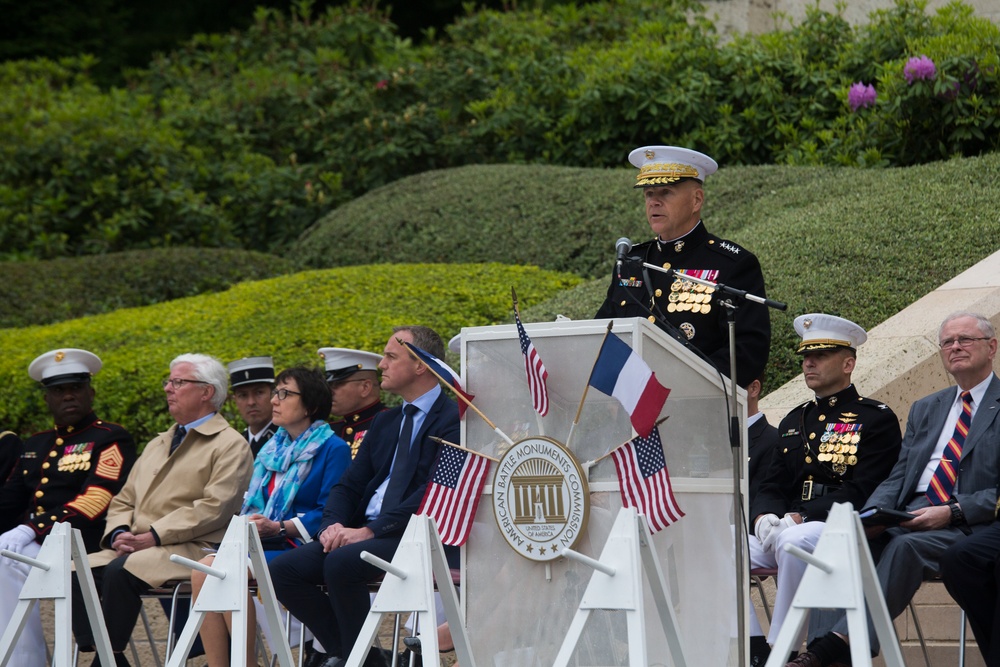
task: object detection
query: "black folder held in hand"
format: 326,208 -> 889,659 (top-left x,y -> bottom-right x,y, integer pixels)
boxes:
859,506 -> 917,526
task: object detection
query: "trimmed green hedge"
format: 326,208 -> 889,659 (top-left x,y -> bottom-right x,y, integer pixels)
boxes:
0,248 -> 295,328
520,152 -> 1000,391
1,0 -> 996,260
292,164 -> 644,277
0,263 -> 581,441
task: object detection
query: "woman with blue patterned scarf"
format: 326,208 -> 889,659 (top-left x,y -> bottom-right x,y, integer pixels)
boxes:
191,366 -> 351,667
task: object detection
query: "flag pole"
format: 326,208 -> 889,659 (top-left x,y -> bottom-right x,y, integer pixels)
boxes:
512,286 -> 546,437
430,436 -> 501,463
584,416 -> 670,467
399,339 -> 515,446
564,320 -> 614,449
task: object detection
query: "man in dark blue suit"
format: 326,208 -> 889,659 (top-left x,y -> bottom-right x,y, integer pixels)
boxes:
270,326 -> 460,667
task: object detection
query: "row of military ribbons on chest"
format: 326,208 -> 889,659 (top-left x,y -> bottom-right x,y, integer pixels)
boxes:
816,422 -> 862,471
659,271 -> 719,315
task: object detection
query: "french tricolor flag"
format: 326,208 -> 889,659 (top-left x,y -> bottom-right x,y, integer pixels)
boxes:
588,332 -> 670,438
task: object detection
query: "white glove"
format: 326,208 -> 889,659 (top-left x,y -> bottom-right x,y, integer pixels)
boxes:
754,514 -> 780,542
762,515 -> 798,553
0,525 -> 37,554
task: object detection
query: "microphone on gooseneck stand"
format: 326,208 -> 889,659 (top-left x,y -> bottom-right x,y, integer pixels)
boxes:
615,237 -> 632,275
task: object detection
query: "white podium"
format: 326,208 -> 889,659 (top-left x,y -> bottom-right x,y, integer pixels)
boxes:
457,317 -> 747,666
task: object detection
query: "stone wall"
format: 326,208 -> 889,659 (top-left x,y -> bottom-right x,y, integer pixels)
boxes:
701,0 -> 999,38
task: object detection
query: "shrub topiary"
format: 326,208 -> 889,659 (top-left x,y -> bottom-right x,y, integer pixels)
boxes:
0,262 -> 581,442
520,152 -> 1000,392
0,248 -> 296,328
3,1 -> 997,261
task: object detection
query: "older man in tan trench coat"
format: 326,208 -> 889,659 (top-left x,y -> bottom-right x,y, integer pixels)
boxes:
72,353 -> 253,667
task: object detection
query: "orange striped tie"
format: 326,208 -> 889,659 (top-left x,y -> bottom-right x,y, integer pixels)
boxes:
926,391 -> 973,505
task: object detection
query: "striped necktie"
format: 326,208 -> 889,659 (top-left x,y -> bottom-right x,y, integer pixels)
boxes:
926,391 -> 973,505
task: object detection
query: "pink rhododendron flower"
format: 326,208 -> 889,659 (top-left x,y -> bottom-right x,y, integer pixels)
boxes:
848,82 -> 877,111
904,55 -> 936,84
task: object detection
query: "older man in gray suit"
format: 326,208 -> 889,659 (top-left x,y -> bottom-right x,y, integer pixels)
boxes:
788,311 -> 1000,667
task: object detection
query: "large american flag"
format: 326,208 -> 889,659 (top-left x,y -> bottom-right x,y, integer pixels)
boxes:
611,426 -> 684,533
418,443 -> 491,546
514,309 -> 549,416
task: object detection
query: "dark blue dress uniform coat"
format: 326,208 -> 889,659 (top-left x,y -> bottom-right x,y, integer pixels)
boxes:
752,385 -> 902,523
0,412 -> 136,552
596,222 -> 771,387
329,400 -> 387,459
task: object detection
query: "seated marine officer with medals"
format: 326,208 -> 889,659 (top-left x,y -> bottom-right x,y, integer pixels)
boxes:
747,315 -> 902,666
0,348 -> 136,667
320,347 -> 387,459
595,145 -> 771,388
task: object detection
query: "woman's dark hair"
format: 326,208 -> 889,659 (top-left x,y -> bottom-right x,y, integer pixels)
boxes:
275,366 -> 332,422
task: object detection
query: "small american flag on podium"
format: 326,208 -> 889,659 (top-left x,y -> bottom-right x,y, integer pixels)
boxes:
418,443 -> 491,546
514,309 -> 549,416
611,425 -> 684,533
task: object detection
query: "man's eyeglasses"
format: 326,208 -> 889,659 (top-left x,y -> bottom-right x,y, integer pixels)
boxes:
939,336 -> 991,349
162,378 -> 210,389
271,388 -> 302,401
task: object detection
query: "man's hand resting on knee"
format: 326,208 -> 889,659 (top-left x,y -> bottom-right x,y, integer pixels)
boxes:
320,523 -> 374,552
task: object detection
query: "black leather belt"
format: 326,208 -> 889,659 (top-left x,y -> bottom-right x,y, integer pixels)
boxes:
801,480 -> 839,501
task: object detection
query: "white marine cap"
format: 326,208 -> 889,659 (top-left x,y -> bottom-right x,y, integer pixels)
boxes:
629,145 -> 718,188
227,356 -> 276,388
794,314 -> 867,354
317,347 -> 382,383
28,348 -> 102,386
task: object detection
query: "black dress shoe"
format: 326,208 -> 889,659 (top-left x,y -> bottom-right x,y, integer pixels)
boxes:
402,636 -> 423,655
305,651 -> 333,667
302,642 -> 330,667
325,648 -> 389,667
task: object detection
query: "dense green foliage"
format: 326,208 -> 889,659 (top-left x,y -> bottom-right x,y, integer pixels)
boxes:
0,263 -> 581,440
1,0 -> 996,260
293,164 -> 644,276
519,153 -> 1000,389
0,248 -> 295,328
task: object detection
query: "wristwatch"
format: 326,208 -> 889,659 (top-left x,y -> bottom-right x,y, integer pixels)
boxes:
948,502 -> 965,525
278,520 -> 287,538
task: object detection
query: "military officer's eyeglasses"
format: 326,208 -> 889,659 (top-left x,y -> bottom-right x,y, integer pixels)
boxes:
271,388 -> 302,400
938,336 -> 991,349
162,378 -> 210,389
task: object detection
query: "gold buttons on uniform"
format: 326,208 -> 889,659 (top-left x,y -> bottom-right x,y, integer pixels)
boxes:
35,491 -> 43,498
654,289 -> 662,297
809,432 -> 816,439
647,316 -> 656,323
620,300 -> 626,306
805,456 -> 812,463
818,414 -> 825,421
38,523 -> 45,528
50,515 -> 57,521
41,478 -> 48,484
346,428 -> 354,436
55,438 -> 64,445
49,451 -> 58,458
663,263 -> 671,270
42,462 -> 50,469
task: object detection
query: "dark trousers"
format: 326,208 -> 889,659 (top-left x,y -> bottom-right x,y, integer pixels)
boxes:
269,536 -> 401,659
71,556 -> 152,652
940,522 -> 1000,667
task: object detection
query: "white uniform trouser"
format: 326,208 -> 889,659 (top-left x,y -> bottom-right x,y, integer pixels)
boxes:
0,540 -> 47,667
748,520 -> 825,645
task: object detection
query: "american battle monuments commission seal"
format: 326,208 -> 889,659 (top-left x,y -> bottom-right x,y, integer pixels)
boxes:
491,437 -> 589,562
